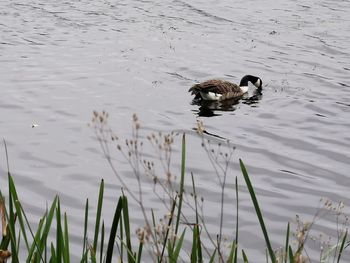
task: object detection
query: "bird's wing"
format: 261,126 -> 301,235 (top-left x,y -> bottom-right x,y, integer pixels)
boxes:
189,80 -> 240,94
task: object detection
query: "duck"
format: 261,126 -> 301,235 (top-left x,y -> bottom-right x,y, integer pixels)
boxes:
189,75 -> 262,101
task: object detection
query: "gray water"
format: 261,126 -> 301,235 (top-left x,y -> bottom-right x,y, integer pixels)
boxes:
1,0 -> 350,261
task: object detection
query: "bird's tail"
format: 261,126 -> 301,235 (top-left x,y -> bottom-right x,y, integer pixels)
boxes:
188,84 -> 202,100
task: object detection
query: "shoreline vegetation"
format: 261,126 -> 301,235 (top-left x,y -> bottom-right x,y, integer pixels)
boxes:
0,112 -> 348,262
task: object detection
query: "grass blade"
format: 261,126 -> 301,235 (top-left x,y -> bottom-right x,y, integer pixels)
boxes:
93,180 -> 104,254
234,176 -> 239,263
38,196 -> 58,262
82,199 -> 88,262
8,174 -> 19,263
284,223 -> 290,263
242,249 -> 248,263
240,159 -> 276,263
136,239 -> 143,263
63,213 -> 70,263
106,197 -> 124,262
171,229 -> 186,262
56,198 -> 62,263
209,248 -> 217,263
337,229 -> 348,263
151,209 -> 159,262
191,225 -> 199,263
50,243 -> 57,263
228,241 -> 236,263
8,176 -> 30,252
160,196 -> 177,263
288,246 -> 294,263
100,221 -> 104,263
122,196 -> 133,263
27,216 -> 45,261
175,133 -> 186,236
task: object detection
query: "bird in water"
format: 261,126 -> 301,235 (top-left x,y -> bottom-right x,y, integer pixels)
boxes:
189,75 -> 262,101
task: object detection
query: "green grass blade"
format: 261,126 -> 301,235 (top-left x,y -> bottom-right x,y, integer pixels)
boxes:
167,239 -> 173,262
82,198 -> 88,263
8,176 -> 30,252
90,246 -> 97,263
63,213 -> 70,263
80,250 -> 89,263
171,229 -> 186,262
284,223 -> 290,263
120,240 -> 137,262
8,175 -> 19,263
240,159 -> 276,263
120,214 -> 124,261
234,176 -> 239,263
100,221 -> 105,263
337,229 -> 348,263
136,239 -> 143,263
175,133 -> 186,236
93,179 -> 104,254
37,196 -> 58,262
288,246 -> 294,263
122,196 -> 133,263
56,199 -> 62,263
209,248 -> 217,263
27,216 -> 45,261
191,225 -> 198,263
160,197 -> 177,263
50,243 -> 57,263
190,173 -> 202,262
151,209 -> 159,262
228,241 -> 236,263
242,249 -> 248,263
106,197 -> 124,262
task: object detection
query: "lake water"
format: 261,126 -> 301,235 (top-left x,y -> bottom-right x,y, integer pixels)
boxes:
1,0 -> 350,261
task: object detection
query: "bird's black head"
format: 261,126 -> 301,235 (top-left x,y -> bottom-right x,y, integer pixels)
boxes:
240,75 -> 262,89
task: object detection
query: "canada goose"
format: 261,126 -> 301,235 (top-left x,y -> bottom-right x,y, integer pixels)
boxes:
189,75 -> 262,101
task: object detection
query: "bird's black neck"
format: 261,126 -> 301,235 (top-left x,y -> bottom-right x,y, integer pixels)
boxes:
239,75 -> 258,86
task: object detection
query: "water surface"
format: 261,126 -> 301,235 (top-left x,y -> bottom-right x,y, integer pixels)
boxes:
1,0 -> 350,261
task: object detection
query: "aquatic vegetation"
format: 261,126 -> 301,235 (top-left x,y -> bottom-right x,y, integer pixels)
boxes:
0,114 -> 348,262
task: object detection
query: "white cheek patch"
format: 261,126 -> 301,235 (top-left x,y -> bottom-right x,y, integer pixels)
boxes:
254,79 -> 261,88
200,92 -> 222,101
240,86 -> 249,93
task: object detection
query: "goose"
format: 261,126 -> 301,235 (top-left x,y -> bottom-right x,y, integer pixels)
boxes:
189,75 -> 262,101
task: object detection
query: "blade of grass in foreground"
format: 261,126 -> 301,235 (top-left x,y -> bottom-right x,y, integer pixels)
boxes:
337,229 -> 348,263
284,223 -> 290,263
105,196 -> 124,262
209,248 -> 217,263
234,176 -> 239,263
122,196 -> 133,263
63,213 -> 70,263
27,216 -> 45,261
175,133 -> 186,236
93,179 -> 104,254
56,198 -> 63,263
38,196 -> 58,262
242,249 -> 248,263
8,176 -> 30,252
82,198 -> 89,263
239,159 -> 276,263
100,221 -> 105,263
288,246 -> 294,263
136,238 -> 143,263
190,225 -> 198,263
170,229 -> 186,263
8,175 -> 19,263
190,173 -> 202,262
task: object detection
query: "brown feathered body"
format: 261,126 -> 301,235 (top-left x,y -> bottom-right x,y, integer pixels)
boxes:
188,79 -> 244,101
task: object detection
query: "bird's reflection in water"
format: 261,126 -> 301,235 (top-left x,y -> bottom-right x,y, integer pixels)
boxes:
192,89 -> 263,117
